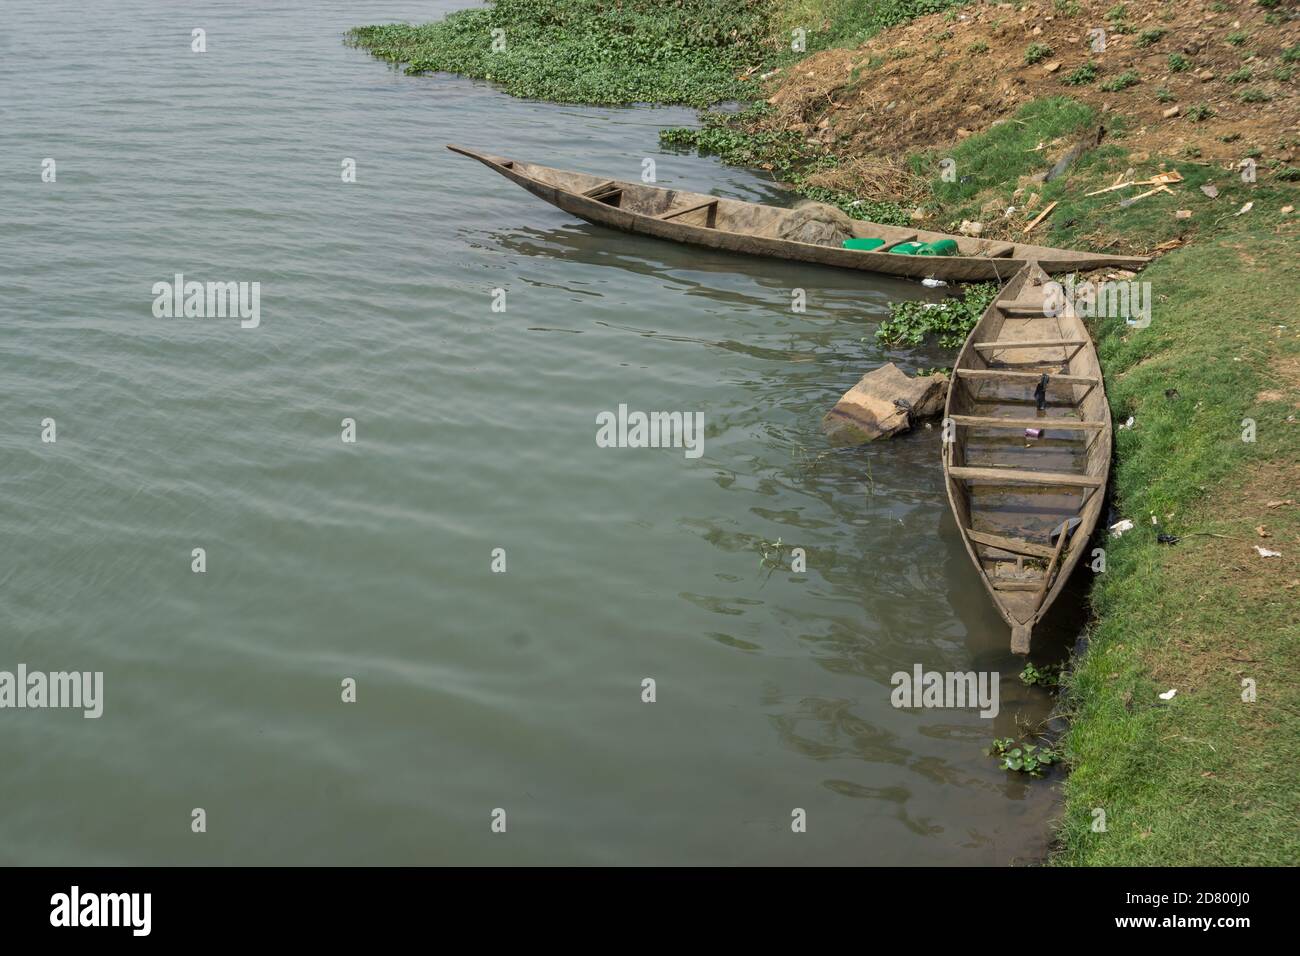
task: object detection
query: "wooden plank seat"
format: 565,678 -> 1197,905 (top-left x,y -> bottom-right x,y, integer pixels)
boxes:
879,233 -> 918,252
948,414 -> 1104,431
948,466 -> 1104,487
657,198 -> 719,222
955,369 -> 1098,387
980,242 -> 1016,258
967,529 -> 1056,559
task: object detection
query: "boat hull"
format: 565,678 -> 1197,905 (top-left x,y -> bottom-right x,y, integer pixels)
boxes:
449,145 -> 1149,283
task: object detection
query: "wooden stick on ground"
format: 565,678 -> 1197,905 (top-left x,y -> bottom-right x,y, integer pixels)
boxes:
1023,200 -> 1058,234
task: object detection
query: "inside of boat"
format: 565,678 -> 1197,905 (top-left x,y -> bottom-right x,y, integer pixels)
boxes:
510,157 -> 1025,258
943,266 -> 1110,641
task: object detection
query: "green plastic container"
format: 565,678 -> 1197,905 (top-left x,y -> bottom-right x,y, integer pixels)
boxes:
889,242 -> 926,256
915,238 -> 959,257
842,237 -> 887,251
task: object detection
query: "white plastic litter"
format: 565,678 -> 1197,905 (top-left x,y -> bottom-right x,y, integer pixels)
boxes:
921,278 -> 947,288
1254,546 -> 1282,558
1119,416 -> 1135,430
1236,201 -> 1254,216
1110,519 -> 1134,537
1159,689 -> 1177,701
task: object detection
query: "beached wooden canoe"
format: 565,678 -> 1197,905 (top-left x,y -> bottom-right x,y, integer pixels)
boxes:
448,145 -> 1148,282
942,261 -> 1112,653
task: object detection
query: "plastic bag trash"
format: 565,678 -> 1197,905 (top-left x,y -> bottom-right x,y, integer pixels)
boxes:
921,277 -> 947,288
1157,533 -> 1180,545
1236,201 -> 1253,216
1119,416 -> 1135,430
1254,546 -> 1282,558
1109,519 -> 1134,537
1159,689 -> 1177,701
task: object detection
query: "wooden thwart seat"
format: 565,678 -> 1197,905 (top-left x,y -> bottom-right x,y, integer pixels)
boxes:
879,233 -> 918,252
997,302 -> 1055,317
967,529 -> 1056,559
973,339 -> 1087,350
657,198 -> 719,223
955,369 -> 1098,386
948,466 -> 1104,487
948,414 -> 1104,431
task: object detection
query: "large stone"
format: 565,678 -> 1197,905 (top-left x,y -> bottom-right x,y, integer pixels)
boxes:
822,362 -> 950,444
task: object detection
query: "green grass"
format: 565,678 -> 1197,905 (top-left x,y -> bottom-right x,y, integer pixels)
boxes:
1100,70 -> 1140,92
922,97 -> 1096,207
347,0 -> 772,106
771,0 -> 971,54
1054,211 -> 1300,865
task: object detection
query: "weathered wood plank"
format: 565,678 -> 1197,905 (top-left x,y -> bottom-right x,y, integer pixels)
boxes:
967,529 -> 1056,559
948,466 -> 1104,487
949,415 -> 1104,431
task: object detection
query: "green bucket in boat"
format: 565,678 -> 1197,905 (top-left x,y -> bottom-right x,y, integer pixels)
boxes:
888,241 -> 926,255
914,238 -> 959,256
842,237 -> 886,251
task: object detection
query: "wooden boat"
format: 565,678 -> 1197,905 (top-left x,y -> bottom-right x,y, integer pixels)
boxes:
448,145 -> 1148,282
942,261 -> 1112,653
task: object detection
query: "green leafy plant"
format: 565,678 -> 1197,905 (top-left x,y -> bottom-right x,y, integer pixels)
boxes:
987,738 -> 1062,775
1226,31 -> 1248,47
1101,70 -> 1140,91
1020,663 -> 1062,687
1155,86 -> 1175,103
1186,103 -> 1216,121
968,40 -> 990,54
1064,62 -> 1098,85
1226,67 -> 1252,84
1239,88 -> 1271,103
1025,43 -> 1053,65
1137,28 -> 1167,48
1284,44 -> 1300,64
1168,52 -> 1191,72
1105,3 -> 1132,34
1273,65 -> 1295,82
875,282 -> 999,348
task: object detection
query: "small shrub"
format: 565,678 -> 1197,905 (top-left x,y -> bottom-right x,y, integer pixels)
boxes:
1137,29 -> 1167,48
1274,167 -> 1300,182
1226,67 -> 1252,84
968,40 -> 990,54
1226,31 -> 1248,47
1155,86 -> 1175,103
1101,70 -> 1140,91
1239,87 -> 1272,103
1105,3 -> 1132,34
1283,44 -> 1300,64
1064,63 -> 1099,85
1272,66 -> 1294,82
1168,53 -> 1191,73
1186,103 -> 1216,121
1025,43 -> 1053,65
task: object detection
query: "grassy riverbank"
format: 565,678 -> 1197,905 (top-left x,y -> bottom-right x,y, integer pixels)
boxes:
351,0 -> 1300,864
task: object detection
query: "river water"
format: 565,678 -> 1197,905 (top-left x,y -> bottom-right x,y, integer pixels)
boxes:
0,0 -> 1074,864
